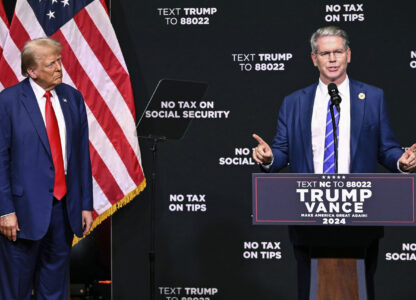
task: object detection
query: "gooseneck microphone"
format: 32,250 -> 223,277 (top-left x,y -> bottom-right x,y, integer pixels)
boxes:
328,83 -> 342,114
327,83 -> 342,173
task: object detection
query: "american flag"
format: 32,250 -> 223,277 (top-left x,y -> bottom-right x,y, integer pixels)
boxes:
0,0 -> 9,90
0,0 -> 146,244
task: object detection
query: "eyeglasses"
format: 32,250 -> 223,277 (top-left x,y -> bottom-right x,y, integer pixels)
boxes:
316,49 -> 347,59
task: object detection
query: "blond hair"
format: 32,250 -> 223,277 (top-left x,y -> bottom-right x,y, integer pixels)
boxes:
21,38 -> 62,77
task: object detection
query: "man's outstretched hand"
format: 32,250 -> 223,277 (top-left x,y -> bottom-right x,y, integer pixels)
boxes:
399,143 -> 416,172
252,134 -> 273,165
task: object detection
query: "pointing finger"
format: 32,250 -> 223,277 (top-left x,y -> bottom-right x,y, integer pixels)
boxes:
407,143 -> 416,154
252,134 -> 266,145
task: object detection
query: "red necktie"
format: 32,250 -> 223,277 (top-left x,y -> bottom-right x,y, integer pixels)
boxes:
44,91 -> 67,200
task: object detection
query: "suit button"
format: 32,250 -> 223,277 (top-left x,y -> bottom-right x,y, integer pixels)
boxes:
49,189 -> 53,193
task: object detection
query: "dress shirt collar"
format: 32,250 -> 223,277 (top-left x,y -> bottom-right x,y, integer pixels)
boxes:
29,77 -> 58,101
317,76 -> 349,99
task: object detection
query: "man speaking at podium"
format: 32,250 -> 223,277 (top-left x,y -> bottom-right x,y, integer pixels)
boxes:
252,26 -> 416,300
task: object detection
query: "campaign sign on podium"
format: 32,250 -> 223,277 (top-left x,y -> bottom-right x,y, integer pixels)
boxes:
252,173 -> 416,226
253,173 -> 416,300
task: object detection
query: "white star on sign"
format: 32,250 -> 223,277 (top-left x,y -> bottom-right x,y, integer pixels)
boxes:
47,10 -> 55,19
61,0 -> 69,6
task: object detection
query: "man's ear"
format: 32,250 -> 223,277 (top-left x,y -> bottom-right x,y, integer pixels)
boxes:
26,67 -> 37,79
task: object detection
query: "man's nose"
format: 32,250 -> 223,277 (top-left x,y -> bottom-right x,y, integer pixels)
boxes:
55,61 -> 62,71
328,52 -> 336,61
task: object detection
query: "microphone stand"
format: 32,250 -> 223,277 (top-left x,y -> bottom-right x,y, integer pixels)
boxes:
148,135 -> 166,300
329,104 -> 339,174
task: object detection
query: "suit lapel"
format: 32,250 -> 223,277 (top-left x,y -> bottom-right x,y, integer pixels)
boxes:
299,84 -> 317,173
20,79 -> 52,157
349,80 -> 365,164
55,85 -> 73,162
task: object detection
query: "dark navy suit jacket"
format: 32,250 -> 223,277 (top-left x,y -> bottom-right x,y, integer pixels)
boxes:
268,79 -> 403,246
0,78 -> 92,240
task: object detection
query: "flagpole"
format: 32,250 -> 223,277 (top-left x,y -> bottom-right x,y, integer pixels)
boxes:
108,2 -> 113,300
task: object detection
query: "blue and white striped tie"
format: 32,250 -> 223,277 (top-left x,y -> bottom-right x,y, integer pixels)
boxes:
323,99 -> 339,174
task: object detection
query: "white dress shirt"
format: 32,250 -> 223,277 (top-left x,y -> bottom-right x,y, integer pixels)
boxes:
29,78 -> 67,173
311,77 -> 350,173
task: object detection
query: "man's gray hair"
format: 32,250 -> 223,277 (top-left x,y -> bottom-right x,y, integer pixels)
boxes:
310,26 -> 349,53
21,38 -> 62,77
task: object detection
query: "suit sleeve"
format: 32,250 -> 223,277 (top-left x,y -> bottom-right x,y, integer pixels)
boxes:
0,97 -> 15,216
78,94 -> 93,211
377,91 -> 403,172
269,97 -> 290,172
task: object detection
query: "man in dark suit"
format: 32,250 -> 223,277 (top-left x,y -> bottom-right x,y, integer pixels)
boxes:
252,26 -> 416,300
0,38 -> 93,300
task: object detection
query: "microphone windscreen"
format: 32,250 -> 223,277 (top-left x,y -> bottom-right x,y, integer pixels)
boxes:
328,83 -> 338,94
327,83 -> 342,108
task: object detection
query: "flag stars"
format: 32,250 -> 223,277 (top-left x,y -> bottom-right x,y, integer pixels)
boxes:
51,0 -> 58,4
321,175 -> 346,179
46,10 -> 55,19
61,0 -> 69,7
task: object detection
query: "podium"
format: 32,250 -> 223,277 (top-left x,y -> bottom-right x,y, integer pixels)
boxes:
252,173 -> 416,300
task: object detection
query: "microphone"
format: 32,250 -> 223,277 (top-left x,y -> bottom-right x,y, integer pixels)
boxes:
327,83 -> 341,174
328,83 -> 342,113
